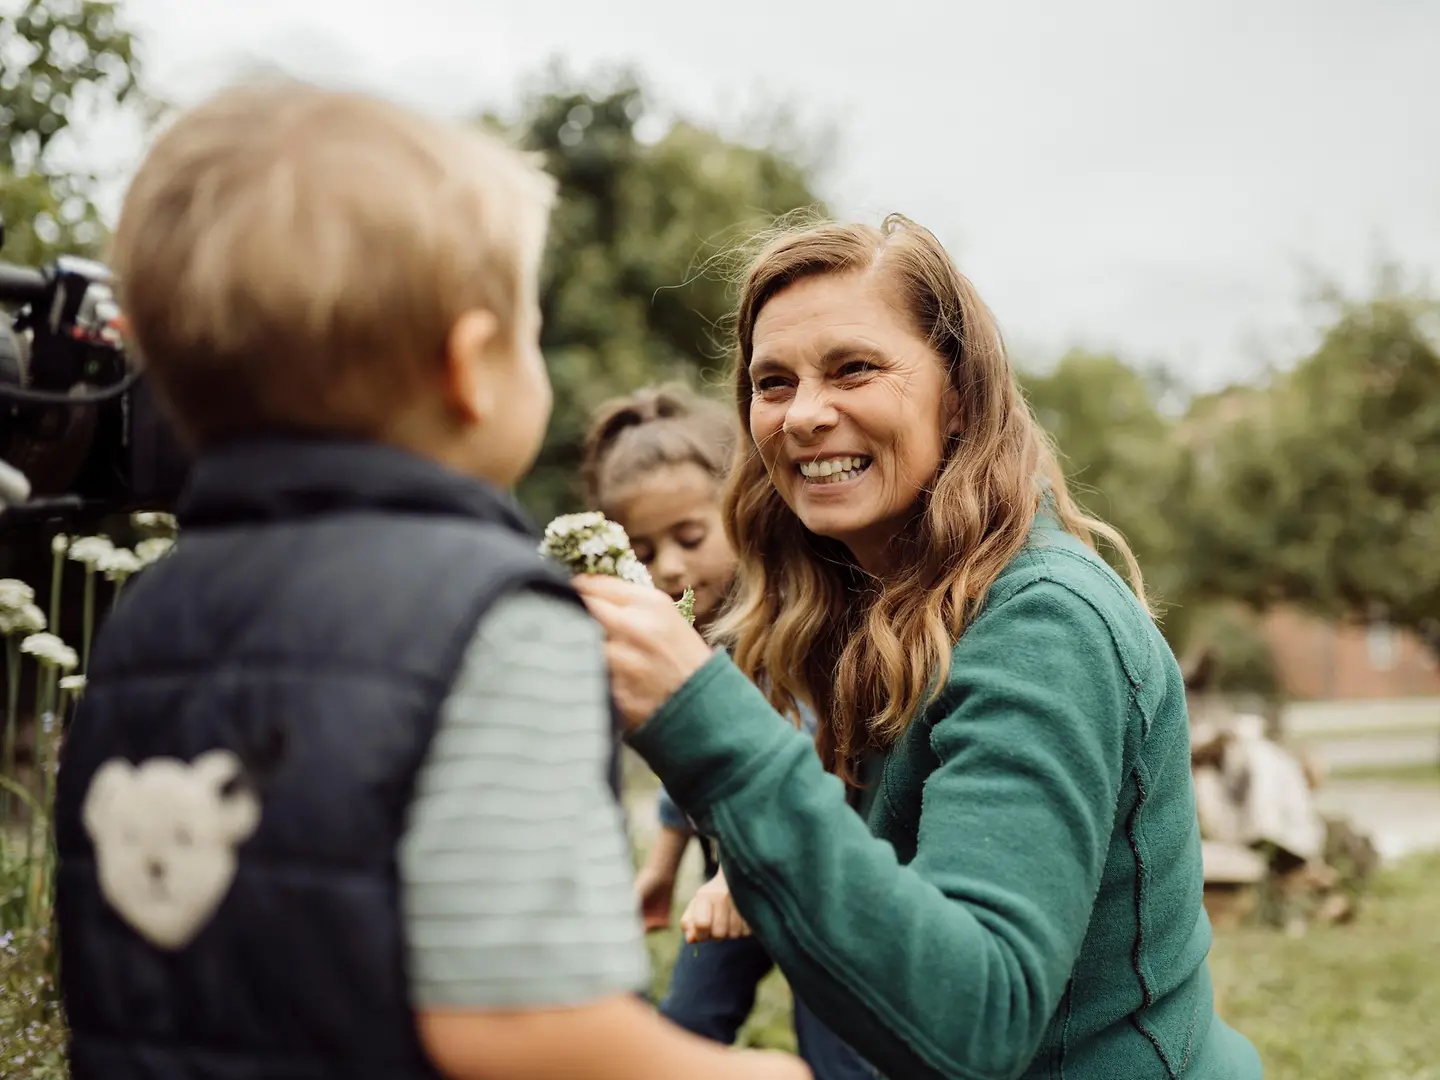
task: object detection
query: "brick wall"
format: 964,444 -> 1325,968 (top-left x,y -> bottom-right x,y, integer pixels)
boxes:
1262,605 -> 1440,700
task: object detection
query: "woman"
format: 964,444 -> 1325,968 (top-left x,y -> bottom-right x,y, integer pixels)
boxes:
576,215 -> 1263,1080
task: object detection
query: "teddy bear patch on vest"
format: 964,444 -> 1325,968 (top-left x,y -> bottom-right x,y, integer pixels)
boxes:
81,749 -> 261,950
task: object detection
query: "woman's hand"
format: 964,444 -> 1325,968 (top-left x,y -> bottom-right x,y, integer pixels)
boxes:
680,869 -> 752,944
573,574 -> 715,730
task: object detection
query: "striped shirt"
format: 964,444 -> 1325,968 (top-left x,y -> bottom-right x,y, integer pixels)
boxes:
398,590 -> 648,1009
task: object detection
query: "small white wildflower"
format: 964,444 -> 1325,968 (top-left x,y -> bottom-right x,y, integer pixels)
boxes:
131,511 -> 179,535
60,674 -> 87,696
598,521 -> 631,549
68,535 -> 114,567
544,511 -> 608,540
595,554 -> 616,574
135,537 -> 175,566
615,552 -> 654,587
100,547 -> 144,581
21,632 -> 79,671
0,578 -> 35,611
577,534 -> 612,559
0,602 -> 47,637
51,533 -> 69,555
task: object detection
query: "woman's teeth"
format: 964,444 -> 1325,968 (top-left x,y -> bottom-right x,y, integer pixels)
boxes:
798,456 -> 872,483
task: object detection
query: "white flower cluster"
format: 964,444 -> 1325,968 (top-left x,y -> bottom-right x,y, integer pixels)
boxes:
540,512 -> 654,587
61,533 -> 174,580
136,537 -> 175,566
538,511 -> 695,623
0,578 -> 46,637
21,632 -> 78,671
131,511 -> 179,537
67,535 -> 114,568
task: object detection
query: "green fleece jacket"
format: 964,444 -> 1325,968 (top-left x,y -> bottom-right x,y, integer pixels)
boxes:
629,521 -> 1263,1080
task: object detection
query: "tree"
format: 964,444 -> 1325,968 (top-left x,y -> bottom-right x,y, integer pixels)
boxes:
489,69 -> 827,520
1188,292 -> 1440,654
0,0 -> 154,266
1021,351 -> 1192,624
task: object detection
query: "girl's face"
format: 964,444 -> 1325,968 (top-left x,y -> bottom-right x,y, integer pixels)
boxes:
747,271 -> 958,575
606,463 -> 736,628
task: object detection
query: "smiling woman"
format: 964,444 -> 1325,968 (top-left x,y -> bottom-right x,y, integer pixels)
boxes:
576,215 -> 1265,1080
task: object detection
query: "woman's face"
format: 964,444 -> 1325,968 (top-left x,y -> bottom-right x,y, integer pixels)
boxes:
606,463 -> 737,627
748,271 -> 957,574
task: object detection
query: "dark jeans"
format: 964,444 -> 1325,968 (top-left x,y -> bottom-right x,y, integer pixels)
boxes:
659,935 -> 880,1080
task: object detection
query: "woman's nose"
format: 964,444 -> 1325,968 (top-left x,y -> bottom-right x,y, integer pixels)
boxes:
783,384 -> 838,440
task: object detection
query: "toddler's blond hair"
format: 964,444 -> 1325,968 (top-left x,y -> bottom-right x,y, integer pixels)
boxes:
112,77 -> 555,444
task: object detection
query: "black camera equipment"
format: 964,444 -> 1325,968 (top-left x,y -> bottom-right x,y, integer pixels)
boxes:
0,212 -> 190,525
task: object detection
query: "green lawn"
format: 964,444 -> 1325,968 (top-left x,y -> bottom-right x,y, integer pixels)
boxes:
645,853 -> 1440,1079
1208,852 -> 1440,1080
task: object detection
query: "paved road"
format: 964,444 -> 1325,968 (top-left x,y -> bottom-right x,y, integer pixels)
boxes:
1301,731 -> 1440,770
1314,780 -> 1440,863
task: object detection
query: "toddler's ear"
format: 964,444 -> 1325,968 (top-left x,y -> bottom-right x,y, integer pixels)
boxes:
445,309 -> 502,424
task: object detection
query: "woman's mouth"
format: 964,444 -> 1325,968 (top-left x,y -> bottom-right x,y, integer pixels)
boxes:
797,455 -> 872,485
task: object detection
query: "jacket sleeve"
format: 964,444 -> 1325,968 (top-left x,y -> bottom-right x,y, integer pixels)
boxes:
627,580 -> 1132,1080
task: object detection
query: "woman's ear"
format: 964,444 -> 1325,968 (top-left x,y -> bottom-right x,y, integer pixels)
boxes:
444,309 -> 502,424
942,386 -> 963,437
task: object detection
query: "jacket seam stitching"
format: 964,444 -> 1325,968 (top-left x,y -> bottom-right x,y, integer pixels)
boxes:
1125,761 -> 1180,1080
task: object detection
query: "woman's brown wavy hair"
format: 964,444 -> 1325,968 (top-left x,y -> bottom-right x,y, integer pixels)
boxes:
711,214 -> 1147,784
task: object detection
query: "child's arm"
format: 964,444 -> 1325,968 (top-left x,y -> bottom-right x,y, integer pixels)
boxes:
634,823 -> 690,931
418,995 -> 807,1080
400,590 -> 809,1080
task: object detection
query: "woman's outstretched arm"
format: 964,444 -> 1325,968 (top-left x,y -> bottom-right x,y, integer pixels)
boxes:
627,580 -> 1133,1080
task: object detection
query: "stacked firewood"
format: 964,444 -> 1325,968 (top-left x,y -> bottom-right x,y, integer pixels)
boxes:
1190,710 -> 1379,933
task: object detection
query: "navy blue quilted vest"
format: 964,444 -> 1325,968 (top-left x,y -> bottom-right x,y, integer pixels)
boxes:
53,437 -> 614,1080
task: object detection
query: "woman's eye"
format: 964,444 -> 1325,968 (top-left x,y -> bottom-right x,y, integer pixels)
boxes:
632,547 -> 654,564
837,360 -> 877,379
754,376 -> 790,394
677,532 -> 706,550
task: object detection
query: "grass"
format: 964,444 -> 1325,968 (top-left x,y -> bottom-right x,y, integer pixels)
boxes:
0,824 -> 66,1080
1209,852 -> 1440,1080
641,852 -> 1440,1077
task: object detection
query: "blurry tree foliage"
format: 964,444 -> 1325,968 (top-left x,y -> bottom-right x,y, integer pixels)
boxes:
487,69 -> 827,520
0,0 -> 155,264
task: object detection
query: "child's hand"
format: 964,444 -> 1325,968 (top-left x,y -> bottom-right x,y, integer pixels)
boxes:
681,869 -> 751,944
732,1048 -> 814,1078
634,863 -> 677,932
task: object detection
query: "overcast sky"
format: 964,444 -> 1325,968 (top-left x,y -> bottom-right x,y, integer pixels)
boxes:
58,0 -> 1440,391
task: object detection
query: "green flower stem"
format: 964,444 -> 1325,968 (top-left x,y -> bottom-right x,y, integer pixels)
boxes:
2,640 -> 19,820
22,665 -> 62,929
81,568 -> 96,674
48,542 -> 64,633
40,668 -> 59,836
22,662 -> 47,881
